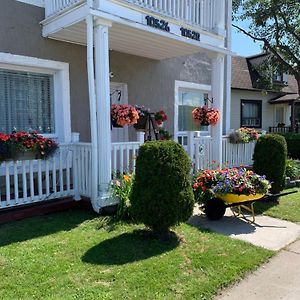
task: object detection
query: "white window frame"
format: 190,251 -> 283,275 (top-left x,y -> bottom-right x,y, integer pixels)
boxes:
16,0 -> 44,7
174,80 -> 211,139
0,53 -> 71,143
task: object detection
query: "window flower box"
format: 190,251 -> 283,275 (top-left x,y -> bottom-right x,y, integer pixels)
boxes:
0,131 -> 58,163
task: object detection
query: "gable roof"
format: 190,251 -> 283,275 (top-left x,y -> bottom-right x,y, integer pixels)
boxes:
231,55 -> 298,96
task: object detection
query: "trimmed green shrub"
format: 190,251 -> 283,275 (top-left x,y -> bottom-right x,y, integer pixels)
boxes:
130,140 -> 195,233
253,134 -> 287,194
279,133 -> 300,159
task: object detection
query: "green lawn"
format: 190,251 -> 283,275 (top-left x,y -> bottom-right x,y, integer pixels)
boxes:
0,208 -> 273,300
255,188 -> 300,223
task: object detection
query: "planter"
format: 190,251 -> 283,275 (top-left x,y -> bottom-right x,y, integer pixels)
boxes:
200,121 -> 210,126
134,116 -> 147,130
216,193 -> 265,204
12,151 -> 43,161
111,119 -> 123,128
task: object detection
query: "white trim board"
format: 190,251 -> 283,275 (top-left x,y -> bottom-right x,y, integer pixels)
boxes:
0,52 -> 71,143
16,0 -> 44,7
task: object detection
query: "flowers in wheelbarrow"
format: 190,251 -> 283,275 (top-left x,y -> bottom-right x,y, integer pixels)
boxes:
193,167 -> 271,204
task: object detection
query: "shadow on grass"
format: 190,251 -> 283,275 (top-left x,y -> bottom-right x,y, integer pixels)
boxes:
82,229 -> 180,265
0,207 -> 97,247
254,199 -> 280,215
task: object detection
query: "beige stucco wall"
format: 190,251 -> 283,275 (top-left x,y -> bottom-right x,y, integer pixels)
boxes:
230,89 -> 291,131
1,1 -> 213,142
110,51 -> 212,139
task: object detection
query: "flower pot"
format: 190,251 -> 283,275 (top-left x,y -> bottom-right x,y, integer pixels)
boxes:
134,116 -> 147,130
12,151 -> 42,161
111,119 -> 123,128
200,121 -> 210,126
156,121 -> 164,128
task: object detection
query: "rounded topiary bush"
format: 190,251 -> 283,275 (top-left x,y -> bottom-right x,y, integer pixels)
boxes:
130,140 -> 195,233
253,134 -> 287,194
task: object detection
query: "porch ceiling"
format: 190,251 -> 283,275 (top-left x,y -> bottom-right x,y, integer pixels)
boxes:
48,20 -> 208,60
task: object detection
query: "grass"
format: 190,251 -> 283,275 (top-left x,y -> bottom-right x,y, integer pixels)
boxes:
255,188 -> 300,223
0,208 -> 273,300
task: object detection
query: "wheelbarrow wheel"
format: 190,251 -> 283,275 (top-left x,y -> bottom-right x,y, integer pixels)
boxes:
204,198 -> 226,220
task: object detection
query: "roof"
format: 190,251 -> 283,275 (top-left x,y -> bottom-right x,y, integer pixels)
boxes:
269,94 -> 299,104
231,56 -> 298,96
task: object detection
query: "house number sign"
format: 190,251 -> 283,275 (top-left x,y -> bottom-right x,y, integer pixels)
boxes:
145,16 -> 170,32
145,15 -> 200,41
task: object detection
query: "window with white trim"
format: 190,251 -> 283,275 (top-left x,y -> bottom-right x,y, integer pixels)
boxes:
0,69 -> 55,134
178,89 -> 208,131
0,53 -> 71,143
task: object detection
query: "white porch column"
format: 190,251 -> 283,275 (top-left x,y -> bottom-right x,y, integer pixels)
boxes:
94,19 -> 112,204
211,54 -> 225,168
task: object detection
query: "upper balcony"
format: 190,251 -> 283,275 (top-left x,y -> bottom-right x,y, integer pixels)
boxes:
45,0 -> 225,35
43,0 -> 229,60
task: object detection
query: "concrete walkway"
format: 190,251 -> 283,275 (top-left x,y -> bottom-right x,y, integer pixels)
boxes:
189,207 -> 300,251
216,239 -> 300,300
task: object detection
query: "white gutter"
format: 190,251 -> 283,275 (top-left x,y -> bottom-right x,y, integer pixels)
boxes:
86,13 -> 100,212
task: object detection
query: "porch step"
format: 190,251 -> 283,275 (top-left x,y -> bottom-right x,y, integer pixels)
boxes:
0,198 -> 91,224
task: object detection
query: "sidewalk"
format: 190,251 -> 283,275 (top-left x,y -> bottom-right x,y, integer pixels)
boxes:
189,207 -> 300,251
215,239 -> 300,300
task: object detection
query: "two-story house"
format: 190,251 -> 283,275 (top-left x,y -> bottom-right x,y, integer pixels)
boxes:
0,0 -> 232,213
230,53 -> 299,133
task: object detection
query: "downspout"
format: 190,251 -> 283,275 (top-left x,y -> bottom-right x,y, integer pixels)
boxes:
86,13 -> 100,212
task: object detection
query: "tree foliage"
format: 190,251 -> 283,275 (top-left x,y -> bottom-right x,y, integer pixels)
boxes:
232,0 -> 300,96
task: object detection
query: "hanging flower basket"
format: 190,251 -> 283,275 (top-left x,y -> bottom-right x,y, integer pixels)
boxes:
133,115 -> 148,130
111,119 -> 123,128
111,104 -> 139,128
0,131 -> 58,163
192,106 -> 220,126
154,110 -> 168,127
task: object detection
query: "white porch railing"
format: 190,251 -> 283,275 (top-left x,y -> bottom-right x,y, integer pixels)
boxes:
44,0 -> 225,33
183,133 -> 256,171
0,136 -> 255,211
0,144 -> 75,210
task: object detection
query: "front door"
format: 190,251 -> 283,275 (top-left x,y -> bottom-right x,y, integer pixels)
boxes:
110,82 -> 129,143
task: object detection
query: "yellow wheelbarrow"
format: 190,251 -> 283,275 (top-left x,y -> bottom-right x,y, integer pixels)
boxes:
202,190 -> 298,222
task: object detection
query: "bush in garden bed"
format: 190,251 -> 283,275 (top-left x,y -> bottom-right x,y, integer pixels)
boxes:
130,140 -> 194,234
285,158 -> 300,180
253,134 -> 287,194
278,133 -> 300,159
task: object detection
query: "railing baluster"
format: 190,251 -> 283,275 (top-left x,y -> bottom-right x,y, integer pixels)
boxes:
22,161 -> 27,204
5,162 -> 10,207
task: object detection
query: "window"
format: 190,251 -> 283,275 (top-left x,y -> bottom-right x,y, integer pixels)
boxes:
275,106 -> 285,125
0,69 -> 54,134
178,89 -> 208,131
241,100 -> 262,128
0,53 -> 71,142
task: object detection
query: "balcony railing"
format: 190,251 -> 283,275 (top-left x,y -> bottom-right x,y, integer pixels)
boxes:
44,0 -> 225,34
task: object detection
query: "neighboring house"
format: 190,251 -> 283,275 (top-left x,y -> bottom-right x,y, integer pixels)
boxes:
230,53 -> 299,133
0,0 -> 232,212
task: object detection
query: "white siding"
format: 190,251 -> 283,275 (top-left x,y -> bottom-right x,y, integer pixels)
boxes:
230,89 -> 290,131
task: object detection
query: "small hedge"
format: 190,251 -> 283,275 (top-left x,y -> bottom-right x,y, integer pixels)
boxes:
253,134 -> 287,194
278,133 -> 300,159
130,140 -> 195,233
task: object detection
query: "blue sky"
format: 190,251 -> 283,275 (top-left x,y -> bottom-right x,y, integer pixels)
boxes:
231,19 -> 263,57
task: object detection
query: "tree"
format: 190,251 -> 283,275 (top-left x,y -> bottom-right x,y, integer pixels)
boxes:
232,0 -> 300,129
